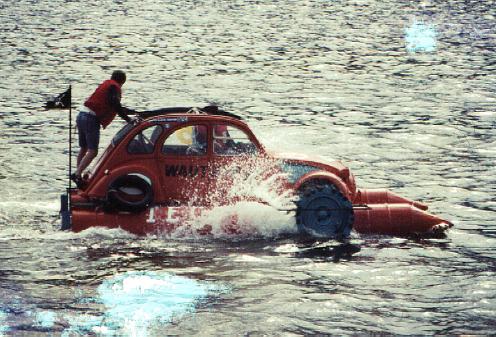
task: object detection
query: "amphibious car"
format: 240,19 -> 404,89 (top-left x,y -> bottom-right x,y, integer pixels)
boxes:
60,106 -> 452,238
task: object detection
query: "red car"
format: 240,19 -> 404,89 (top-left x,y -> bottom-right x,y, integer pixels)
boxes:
60,106 -> 452,237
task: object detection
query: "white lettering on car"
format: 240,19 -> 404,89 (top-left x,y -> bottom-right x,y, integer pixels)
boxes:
146,207 -> 156,224
167,207 -> 179,223
145,206 -> 205,226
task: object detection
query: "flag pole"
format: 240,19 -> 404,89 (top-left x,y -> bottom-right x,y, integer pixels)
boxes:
68,84 -> 72,192
58,85 -> 72,230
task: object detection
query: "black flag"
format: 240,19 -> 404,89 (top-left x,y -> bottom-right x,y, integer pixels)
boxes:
46,86 -> 71,109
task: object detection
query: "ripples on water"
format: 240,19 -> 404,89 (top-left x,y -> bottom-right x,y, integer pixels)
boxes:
0,0 -> 495,335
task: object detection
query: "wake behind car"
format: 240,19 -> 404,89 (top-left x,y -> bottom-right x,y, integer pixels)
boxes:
60,106 -> 452,238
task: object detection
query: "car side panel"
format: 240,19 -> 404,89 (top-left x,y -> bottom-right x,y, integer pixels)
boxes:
87,160 -> 161,201
157,155 -> 211,205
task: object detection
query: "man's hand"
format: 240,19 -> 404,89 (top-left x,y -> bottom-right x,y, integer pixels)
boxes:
130,116 -> 143,125
124,107 -> 139,115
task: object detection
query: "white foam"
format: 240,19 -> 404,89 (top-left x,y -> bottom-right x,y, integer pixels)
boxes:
0,226 -> 136,241
230,254 -> 269,263
167,202 -> 297,240
73,227 -> 137,240
273,243 -> 301,253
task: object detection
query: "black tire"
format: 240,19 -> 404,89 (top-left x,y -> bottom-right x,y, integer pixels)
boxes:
296,183 -> 353,239
107,174 -> 153,212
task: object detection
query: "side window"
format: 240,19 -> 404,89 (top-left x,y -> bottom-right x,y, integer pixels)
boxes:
162,125 -> 207,156
127,125 -> 163,154
112,123 -> 135,146
213,124 -> 257,156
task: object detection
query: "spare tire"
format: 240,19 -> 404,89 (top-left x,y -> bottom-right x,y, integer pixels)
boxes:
107,174 -> 153,212
296,182 -> 353,239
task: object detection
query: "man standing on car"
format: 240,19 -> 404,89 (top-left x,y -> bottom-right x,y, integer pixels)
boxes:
72,70 -> 138,185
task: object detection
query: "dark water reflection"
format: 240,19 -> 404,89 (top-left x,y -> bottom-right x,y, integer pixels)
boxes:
0,0 -> 495,335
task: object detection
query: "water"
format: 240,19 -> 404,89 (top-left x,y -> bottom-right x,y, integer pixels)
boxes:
0,0 -> 495,335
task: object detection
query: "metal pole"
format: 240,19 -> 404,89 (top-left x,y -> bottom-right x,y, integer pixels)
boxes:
68,84 -> 72,192
61,85 -> 73,230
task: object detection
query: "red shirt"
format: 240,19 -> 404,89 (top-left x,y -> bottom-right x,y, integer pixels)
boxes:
84,79 -> 122,129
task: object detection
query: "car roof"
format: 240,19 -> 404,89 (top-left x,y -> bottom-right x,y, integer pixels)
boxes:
146,113 -> 243,125
139,106 -> 243,121
111,108 -> 249,147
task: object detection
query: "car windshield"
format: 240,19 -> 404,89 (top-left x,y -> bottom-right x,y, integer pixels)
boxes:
112,123 -> 135,146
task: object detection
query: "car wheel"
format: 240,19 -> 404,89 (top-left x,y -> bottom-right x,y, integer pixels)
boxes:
296,183 -> 353,239
107,174 -> 153,212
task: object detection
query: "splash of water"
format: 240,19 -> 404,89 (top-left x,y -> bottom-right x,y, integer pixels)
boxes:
217,156 -> 294,207
166,155 -> 298,239
185,201 -> 297,240
405,20 -> 437,53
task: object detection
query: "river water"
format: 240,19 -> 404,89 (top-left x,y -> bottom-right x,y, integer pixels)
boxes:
0,0 -> 495,335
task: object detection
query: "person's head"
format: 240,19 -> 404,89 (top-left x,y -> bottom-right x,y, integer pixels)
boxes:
111,70 -> 126,86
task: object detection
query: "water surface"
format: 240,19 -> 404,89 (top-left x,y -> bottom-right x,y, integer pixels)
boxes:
0,0 -> 495,335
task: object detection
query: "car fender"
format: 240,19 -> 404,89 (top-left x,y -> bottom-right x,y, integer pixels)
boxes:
88,165 -> 160,200
294,171 -> 352,201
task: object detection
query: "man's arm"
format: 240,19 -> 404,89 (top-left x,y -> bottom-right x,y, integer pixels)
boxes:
108,85 -> 134,123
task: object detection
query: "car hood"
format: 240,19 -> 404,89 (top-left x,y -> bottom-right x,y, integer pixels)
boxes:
268,151 -> 352,187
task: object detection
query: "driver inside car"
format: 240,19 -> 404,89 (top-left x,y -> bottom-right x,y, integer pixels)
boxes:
190,125 -> 232,154
212,124 -> 235,154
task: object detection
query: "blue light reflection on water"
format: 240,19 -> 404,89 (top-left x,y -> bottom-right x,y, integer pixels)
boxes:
0,310 -> 8,335
35,310 -> 56,329
62,271 -> 227,337
62,314 -> 106,337
405,20 -> 437,52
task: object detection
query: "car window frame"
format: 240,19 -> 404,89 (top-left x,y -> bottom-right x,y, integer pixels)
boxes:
212,123 -> 258,157
112,123 -> 136,147
126,124 -> 164,155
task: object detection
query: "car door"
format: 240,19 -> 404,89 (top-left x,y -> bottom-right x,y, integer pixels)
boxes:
158,123 -> 211,206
